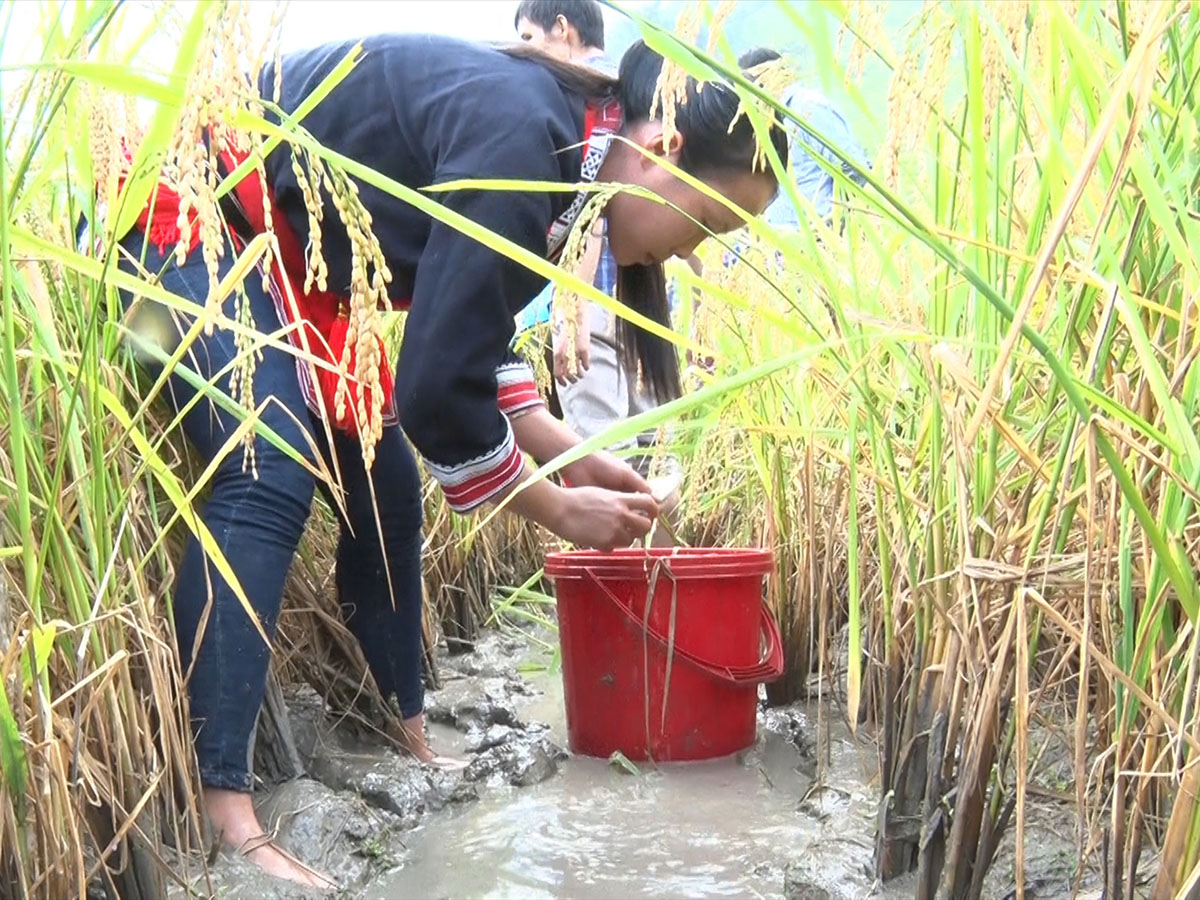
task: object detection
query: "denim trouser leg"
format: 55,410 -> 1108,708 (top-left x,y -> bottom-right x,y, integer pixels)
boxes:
119,233 -> 317,791
315,424 -> 426,719
119,230 -> 428,788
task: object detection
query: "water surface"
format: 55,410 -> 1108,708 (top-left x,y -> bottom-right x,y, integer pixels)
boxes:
375,671 -> 888,900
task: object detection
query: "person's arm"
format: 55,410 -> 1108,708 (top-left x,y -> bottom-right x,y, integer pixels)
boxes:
393,146 -> 656,544
501,460 -> 657,551
789,90 -> 868,219
508,405 -> 652,495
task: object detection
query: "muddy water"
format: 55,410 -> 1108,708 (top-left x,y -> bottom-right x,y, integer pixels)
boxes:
374,665 -> 896,900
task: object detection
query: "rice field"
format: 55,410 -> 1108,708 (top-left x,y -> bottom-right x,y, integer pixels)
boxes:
2,0 -> 1200,897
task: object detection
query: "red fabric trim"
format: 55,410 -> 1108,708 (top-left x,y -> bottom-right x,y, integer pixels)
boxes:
585,98 -> 622,138
441,443 -> 525,513
497,379 -> 543,416
584,105 -> 598,148
116,144 -> 201,257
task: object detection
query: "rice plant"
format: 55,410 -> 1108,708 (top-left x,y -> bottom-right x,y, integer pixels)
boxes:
633,1 -> 1200,895
3,0 -> 1200,898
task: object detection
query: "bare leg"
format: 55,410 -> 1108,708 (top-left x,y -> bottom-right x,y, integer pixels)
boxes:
204,788 -> 337,890
387,712 -> 468,771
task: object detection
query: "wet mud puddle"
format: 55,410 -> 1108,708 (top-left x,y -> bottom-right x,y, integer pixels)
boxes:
373,656 -> 895,900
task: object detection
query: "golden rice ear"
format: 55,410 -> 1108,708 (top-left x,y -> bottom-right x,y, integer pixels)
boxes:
649,3 -> 703,150
145,1 -> 292,470
164,0 -> 281,283
650,0 -> 785,176
839,0 -> 890,82
320,164 -> 393,463
876,6 -> 955,191
728,56 -> 796,175
86,83 -> 124,218
155,1 -> 394,467
550,186 -> 620,380
705,0 -> 737,56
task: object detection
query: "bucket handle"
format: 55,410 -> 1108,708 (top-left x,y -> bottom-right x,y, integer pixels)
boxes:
582,567 -> 785,685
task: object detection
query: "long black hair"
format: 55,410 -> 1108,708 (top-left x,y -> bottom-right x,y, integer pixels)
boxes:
500,40 -> 789,404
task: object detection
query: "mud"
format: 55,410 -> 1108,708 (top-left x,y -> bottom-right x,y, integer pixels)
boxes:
371,662 -> 891,900
162,632 -> 1100,900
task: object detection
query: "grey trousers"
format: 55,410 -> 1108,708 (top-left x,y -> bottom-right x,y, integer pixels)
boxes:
559,302 -> 681,480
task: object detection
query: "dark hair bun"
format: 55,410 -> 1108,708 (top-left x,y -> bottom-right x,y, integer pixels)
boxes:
616,39 -> 790,178
616,40 -> 666,119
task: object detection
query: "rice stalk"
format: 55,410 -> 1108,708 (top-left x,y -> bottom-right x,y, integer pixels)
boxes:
6,2 -> 1200,898
626,2 -> 1200,896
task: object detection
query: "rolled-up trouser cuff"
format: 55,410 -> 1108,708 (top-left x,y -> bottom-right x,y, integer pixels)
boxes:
198,764 -> 253,793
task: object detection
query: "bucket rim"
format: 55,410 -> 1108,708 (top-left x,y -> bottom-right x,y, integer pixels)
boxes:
545,547 -> 773,579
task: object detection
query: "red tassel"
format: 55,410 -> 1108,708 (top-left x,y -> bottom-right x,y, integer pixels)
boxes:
145,219 -> 183,256
318,306 -> 356,434
378,346 -> 395,424
314,311 -> 395,438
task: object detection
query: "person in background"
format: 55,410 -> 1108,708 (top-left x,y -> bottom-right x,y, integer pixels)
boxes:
515,0 -> 612,73
515,0 -> 697,544
735,47 -> 869,243
513,0 -> 617,343
112,30 -> 788,889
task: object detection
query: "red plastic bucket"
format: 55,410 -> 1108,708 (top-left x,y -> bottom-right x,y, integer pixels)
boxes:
545,548 -> 783,762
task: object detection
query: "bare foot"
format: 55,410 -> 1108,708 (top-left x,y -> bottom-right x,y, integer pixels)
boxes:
388,712 -> 469,771
204,787 -> 338,891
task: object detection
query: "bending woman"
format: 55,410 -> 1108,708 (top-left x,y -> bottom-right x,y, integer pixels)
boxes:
113,34 -> 786,889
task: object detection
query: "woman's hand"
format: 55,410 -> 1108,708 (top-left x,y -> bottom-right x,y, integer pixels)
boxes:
562,450 -> 652,496
500,462 -> 657,551
509,409 -> 652,498
552,486 -> 659,551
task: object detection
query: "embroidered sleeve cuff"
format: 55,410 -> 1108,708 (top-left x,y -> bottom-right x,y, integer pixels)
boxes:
496,361 -> 544,417
425,426 -> 526,514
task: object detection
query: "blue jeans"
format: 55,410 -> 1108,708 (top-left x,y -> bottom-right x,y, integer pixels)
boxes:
117,231 -> 426,792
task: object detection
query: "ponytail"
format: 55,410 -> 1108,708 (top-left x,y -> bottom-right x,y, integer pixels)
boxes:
616,263 -> 680,404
